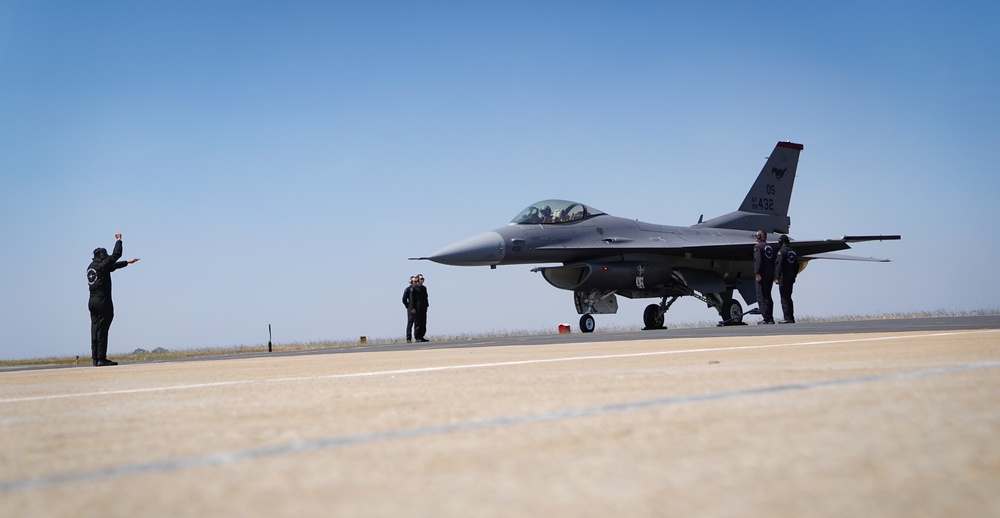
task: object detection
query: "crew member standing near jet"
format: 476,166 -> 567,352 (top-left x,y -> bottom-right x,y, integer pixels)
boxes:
402,275 -> 417,343
774,234 -> 799,324
408,274 -> 429,342
87,233 -> 140,366
753,230 -> 775,324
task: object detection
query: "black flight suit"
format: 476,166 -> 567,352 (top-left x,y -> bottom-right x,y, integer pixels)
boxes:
753,240 -> 775,323
407,284 -> 429,341
402,284 -> 415,341
87,241 -> 129,363
775,243 -> 799,323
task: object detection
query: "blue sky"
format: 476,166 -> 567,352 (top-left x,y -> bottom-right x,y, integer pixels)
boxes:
1,1 -> 997,360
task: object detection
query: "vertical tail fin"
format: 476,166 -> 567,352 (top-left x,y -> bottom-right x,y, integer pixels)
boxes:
696,141 -> 804,234
739,141 -> 803,217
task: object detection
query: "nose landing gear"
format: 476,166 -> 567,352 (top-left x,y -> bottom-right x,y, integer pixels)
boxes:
574,290 -> 619,333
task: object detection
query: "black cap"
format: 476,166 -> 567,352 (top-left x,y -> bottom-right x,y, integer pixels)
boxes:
778,235 -> 790,244
93,247 -> 108,259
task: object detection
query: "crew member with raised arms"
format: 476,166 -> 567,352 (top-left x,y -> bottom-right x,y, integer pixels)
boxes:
87,233 -> 140,366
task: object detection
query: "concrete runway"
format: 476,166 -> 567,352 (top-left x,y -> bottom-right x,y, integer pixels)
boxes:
2,316 -> 998,516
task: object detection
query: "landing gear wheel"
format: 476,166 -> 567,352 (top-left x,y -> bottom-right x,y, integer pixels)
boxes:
579,314 -> 596,333
643,304 -> 665,330
721,299 -> 743,325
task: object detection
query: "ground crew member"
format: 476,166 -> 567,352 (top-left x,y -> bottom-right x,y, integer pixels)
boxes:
774,234 -> 799,324
402,275 -> 416,342
408,274 -> 429,342
753,230 -> 775,324
87,233 -> 140,366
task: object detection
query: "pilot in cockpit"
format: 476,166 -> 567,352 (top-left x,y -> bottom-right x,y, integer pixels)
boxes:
540,205 -> 553,223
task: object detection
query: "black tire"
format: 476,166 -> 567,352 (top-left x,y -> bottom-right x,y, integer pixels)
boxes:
643,304 -> 664,329
721,299 -> 743,324
579,314 -> 596,333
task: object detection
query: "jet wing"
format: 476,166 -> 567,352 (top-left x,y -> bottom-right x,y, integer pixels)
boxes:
798,235 -> 901,262
781,235 -> 900,259
802,253 -> 891,262
532,235 -> 900,262
842,235 -> 903,243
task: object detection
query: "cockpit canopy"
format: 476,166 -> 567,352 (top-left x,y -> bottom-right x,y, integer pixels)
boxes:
509,199 -> 606,225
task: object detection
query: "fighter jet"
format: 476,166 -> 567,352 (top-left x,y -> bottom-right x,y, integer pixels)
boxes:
413,142 -> 900,332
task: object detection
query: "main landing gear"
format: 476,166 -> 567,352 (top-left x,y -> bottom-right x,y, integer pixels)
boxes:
719,299 -> 745,325
642,295 -> 678,330
717,303 -> 761,327
637,293 -> 745,330
579,314 -> 596,333
575,290 -> 745,332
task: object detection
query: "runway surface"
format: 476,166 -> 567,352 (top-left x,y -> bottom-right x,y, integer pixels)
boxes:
1,316 -> 998,516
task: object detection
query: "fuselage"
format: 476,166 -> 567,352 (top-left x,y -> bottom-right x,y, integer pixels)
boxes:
421,199 -> 766,305
425,213 -> 758,268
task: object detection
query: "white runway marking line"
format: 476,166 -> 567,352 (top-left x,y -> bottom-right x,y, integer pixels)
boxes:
2,359 -> 998,494
1,329 -> 997,405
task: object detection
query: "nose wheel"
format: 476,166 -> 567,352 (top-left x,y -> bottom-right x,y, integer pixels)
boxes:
579,314 -> 596,333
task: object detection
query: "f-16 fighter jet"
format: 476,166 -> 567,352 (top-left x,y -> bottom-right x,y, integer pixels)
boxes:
414,142 -> 900,332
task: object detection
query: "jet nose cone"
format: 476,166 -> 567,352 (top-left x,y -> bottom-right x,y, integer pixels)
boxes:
426,231 -> 505,266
